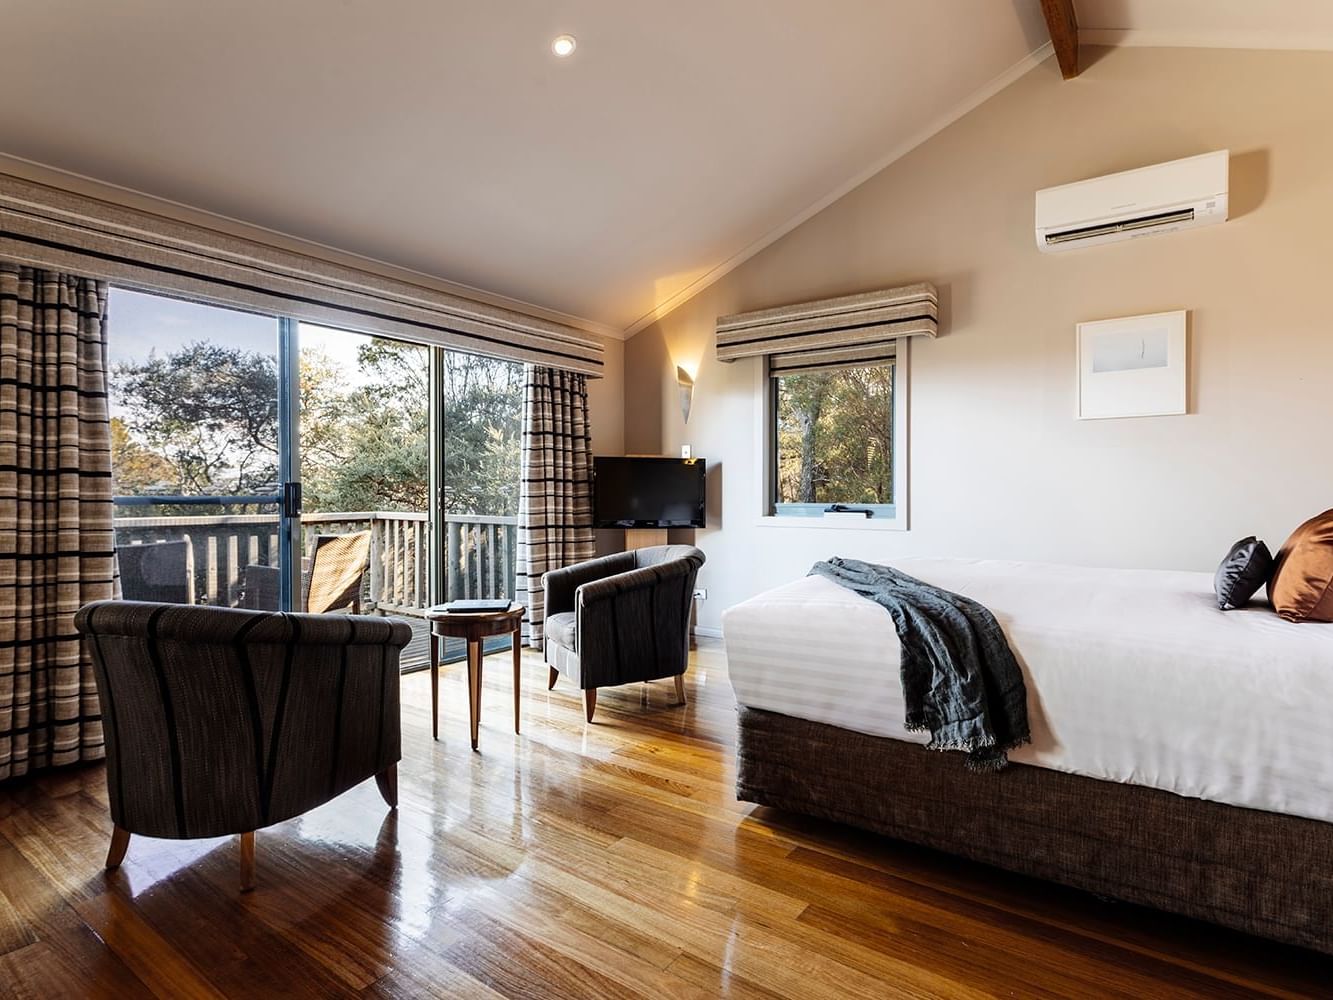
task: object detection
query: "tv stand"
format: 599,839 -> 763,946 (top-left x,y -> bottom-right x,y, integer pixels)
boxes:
625,528 -> 668,550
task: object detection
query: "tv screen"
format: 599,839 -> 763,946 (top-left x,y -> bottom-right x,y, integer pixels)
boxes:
593,457 -> 706,528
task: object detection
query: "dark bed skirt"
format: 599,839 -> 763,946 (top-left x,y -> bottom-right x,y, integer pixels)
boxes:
736,706 -> 1333,955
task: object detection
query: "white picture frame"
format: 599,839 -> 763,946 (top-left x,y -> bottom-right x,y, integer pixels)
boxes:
1076,310 -> 1187,420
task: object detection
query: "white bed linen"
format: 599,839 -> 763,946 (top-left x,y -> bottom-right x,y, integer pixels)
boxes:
722,558 -> 1333,823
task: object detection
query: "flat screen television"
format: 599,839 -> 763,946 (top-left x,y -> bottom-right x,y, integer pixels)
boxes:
593,456 -> 706,528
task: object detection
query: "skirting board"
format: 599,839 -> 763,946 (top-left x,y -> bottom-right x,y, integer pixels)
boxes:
694,625 -> 723,639
735,706 -> 1333,956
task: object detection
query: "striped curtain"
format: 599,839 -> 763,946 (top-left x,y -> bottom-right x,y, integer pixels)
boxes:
0,263 -> 114,780
516,366 -> 595,647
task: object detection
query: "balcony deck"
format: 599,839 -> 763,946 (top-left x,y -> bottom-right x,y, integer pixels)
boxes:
112,507 -> 521,671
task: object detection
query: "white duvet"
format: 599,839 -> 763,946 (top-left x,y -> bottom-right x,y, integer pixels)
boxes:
722,558 -> 1333,824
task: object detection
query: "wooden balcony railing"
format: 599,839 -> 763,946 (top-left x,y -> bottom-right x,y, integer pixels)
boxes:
111,510 -> 518,615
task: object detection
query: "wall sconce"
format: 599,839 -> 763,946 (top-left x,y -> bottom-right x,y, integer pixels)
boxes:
676,365 -> 695,424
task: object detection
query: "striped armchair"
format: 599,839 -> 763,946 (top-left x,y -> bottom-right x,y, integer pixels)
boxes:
74,601 -> 412,890
542,545 -> 705,722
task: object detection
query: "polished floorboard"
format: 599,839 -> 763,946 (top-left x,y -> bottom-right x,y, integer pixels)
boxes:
0,639 -> 1329,998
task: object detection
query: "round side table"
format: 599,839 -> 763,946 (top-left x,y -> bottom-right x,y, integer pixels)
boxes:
426,604 -> 525,751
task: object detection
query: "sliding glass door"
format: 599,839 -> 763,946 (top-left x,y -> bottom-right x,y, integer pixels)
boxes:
107,289 -> 295,611
297,323 -> 430,624
106,286 -> 525,669
439,350 -> 523,606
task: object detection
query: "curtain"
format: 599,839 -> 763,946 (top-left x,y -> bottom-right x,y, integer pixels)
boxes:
516,366 -> 595,647
0,263 -> 114,780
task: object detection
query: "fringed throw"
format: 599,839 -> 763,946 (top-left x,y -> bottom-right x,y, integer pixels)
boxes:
810,557 -> 1029,771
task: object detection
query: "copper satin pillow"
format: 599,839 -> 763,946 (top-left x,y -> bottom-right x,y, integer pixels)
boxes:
1269,508 -> 1333,623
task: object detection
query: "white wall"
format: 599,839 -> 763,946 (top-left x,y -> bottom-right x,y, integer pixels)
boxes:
587,334 -> 627,555
625,46 -> 1333,631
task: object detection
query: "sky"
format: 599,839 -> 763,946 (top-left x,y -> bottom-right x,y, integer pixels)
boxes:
106,287 -> 379,387
107,287 -> 278,364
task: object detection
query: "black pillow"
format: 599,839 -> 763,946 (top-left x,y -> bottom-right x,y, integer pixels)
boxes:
1213,536 -> 1273,610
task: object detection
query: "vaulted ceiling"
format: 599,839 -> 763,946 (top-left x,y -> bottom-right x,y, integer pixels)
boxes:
0,2 -> 1327,336
0,1 -> 1052,334
1076,0 -> 1333,50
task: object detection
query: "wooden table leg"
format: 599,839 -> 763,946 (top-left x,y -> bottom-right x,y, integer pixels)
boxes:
239,831 -> 256,893
468,639 -> 483,751
430,632 -> 440,741
512,627 -> 521,734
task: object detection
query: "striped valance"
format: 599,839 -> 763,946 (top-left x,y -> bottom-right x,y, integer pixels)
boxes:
767,340 -> 898,377
0,173 -> 604,376
716,283 -> 936,372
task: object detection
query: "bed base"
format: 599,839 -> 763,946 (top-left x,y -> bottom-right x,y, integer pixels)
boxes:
736,706 -> 1333,955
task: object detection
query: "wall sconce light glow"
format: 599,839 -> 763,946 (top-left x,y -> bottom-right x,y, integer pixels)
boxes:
551,34 -> 577,57
676,366 -> 695,424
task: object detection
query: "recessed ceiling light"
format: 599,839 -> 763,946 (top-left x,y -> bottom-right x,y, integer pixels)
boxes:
551,34 -> 577,58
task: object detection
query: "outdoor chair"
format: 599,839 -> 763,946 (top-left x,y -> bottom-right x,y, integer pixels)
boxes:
239,530 -> 372,613
116,539 -> 196,604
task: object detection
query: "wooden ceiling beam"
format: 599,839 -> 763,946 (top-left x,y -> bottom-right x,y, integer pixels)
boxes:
1040,0 -> 1080,79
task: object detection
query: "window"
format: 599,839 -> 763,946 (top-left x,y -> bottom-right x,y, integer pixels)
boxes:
105,287 -> 526,666
108,288 -> 286,609
770,360 -> 898,520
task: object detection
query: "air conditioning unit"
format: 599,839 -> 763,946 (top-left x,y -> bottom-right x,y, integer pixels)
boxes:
1035,150 -> 1228,253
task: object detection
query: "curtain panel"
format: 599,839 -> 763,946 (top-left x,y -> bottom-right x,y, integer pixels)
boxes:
0,263 -> 114,780
515,367 -> 595,648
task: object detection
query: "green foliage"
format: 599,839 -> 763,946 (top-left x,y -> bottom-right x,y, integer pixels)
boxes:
775,364 -> 893,505
111,341 -> 279,496
439,352 -> 522,516
112,334 -> 524,519
298,341 -> 429,513
298,339 -> 522,517
109,417 -> 177,495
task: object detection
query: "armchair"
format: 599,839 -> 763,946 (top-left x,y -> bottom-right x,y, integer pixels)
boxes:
74,600 -> 412,890
542,545 -> 705,722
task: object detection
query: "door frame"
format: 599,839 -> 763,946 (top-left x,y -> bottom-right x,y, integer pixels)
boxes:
277,317 -> 302,610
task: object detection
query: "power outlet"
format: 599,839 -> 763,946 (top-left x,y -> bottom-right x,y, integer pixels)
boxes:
692,588 -> 707,601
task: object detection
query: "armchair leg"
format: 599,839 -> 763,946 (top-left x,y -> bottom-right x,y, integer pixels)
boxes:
240,832 -> 256,893
548,666 -> 558,691
375,763 -> 398,809
106,826 -> 130,871
583,688 -> 597,723
673,673 -> 687,706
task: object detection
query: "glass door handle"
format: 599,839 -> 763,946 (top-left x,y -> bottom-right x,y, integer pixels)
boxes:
282,482 -> 302,519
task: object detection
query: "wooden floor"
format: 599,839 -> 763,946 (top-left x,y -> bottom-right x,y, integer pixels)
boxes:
0,640 -> 1329,999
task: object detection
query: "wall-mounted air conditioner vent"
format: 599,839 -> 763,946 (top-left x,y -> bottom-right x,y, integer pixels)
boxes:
1035,151 -> 1228,253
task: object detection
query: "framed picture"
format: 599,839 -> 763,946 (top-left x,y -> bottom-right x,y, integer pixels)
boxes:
1076,310 -> 1187,420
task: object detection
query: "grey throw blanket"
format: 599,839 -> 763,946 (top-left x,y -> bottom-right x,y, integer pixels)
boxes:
810,557 -> 1030,771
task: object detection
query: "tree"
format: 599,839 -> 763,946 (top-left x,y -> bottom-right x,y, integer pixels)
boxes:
112,342 -> 279,495
776,373 -> 832,503
109,417 -> 176,495
440,351 -> 522,516
298,339 -> 523,517
113,334 -> 525,519
775,365 -> 893,506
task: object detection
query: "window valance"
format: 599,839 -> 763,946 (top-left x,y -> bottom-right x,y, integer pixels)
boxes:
0,173 -> 604,376
716,282 -> 937,374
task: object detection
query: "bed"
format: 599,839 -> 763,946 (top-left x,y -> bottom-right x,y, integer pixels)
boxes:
722,558 -> 1333,954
